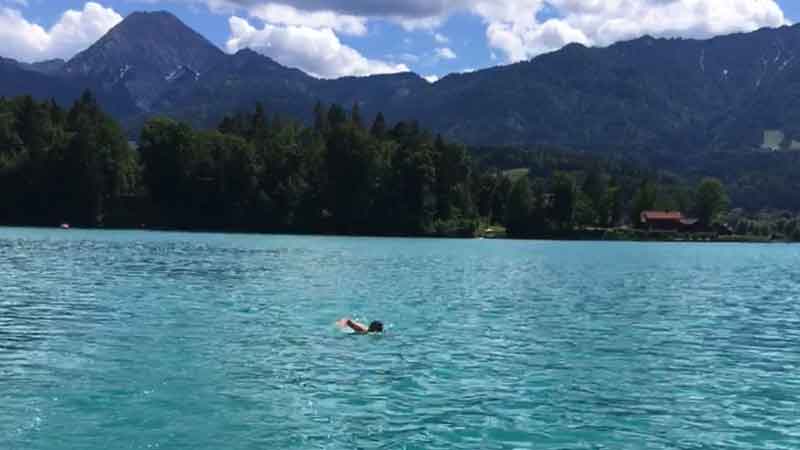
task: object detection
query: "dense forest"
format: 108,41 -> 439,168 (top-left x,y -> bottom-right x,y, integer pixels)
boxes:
1,93 -> 798,240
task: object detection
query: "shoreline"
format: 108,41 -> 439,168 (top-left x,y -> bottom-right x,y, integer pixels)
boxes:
0,224 -> 794,244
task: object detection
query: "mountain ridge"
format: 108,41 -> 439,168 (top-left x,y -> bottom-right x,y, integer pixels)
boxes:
5,11 -> 800,154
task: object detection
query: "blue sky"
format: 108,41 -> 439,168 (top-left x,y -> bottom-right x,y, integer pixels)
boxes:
1,1 -> 797,80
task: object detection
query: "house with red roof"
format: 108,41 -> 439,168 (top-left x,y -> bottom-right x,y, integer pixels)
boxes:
639,211 -> 700,232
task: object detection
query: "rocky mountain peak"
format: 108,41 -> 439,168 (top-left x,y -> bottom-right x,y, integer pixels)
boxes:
62,10 -> 226,111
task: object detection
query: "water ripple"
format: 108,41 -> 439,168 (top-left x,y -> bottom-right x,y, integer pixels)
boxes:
1,229 -> 799,449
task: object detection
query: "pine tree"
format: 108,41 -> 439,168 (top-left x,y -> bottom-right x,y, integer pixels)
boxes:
581,167 -> 606,225
370,112 -> 386,138
16,95 -> 51,156
327,104 -> 347,129
551,172 -> 576,231
313,100 -> 328,133
505,176 -> 533,236
351,101 -> 363,129
694,177 -> 729,227
631,180 -> 657,226
251,102 -> 267,138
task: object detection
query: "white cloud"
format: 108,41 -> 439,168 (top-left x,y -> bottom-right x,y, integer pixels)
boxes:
423,74 -> 439,83
248,2 -> 366,35
486,18 -> 590,62
207,0 -> 789,63
475,0 -> 788,62
226,16 -> 408,78
434,47 -> 457,60
202,0 -> 464,19
471,0 -> 545,24
433,32 -> 448,44
559,0 -> 788,46
0,2 -> 121,62
393,15 -> 445,31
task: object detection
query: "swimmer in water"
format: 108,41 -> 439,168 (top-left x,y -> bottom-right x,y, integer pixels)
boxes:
337,318 -> 384,334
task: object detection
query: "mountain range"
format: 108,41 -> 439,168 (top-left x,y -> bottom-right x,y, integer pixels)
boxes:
4,10 -> 800,155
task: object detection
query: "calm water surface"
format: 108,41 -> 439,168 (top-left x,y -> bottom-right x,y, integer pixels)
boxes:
1,227 -> 799,449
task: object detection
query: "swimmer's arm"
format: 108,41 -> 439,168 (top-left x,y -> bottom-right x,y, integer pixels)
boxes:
342,318 -> 368,333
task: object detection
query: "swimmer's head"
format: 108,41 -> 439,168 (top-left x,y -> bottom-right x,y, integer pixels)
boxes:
368,321 -> 384,333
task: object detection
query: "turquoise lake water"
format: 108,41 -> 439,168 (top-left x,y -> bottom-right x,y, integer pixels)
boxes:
1,227 -> 799,449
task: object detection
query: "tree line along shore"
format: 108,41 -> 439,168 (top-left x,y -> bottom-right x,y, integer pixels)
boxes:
0,92 -> 798,241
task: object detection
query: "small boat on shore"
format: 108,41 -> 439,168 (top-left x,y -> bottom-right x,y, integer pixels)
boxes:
59,223 -> 70,229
